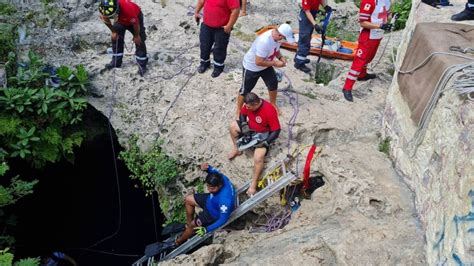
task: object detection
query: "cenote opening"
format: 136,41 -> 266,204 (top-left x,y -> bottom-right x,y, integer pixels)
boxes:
10,106 -> 165,265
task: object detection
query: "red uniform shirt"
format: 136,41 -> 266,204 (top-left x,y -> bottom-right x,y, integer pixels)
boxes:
203,0 -> 240,28
241,100 -> 280,133
117,0 -> 141,26
302,0 -> 322,11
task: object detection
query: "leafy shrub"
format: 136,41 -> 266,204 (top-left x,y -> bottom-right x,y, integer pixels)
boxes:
391,0 -> 411,31
0,51 -> 88,167
0,3 -> 17,16
119,136 -> 180,195
14,257 -> 40,266
0,23 -> 17,62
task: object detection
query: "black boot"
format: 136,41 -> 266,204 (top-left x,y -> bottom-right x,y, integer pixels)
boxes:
451,5 -> 474,21
342,89 -> 353,102
198,63 -> 210,74
294,63 -> 311,73
105,57 -> 122,69
211,67 -> 224,78
357,73 -> 376,81
138,65 -> 147,77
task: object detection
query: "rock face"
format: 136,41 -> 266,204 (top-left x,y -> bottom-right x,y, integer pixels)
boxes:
383,1 -> 474,265
11,0 -> 472,264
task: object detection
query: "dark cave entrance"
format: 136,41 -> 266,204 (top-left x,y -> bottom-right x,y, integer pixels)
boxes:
10,105 -> 164,265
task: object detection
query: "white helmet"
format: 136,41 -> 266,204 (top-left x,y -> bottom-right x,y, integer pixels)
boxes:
277,23 -> 295,43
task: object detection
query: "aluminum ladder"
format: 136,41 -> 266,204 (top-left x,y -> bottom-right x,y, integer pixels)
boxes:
132,160 -> 297,265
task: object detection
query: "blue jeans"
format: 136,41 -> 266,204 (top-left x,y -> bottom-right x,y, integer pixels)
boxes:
295,9 -> 318,65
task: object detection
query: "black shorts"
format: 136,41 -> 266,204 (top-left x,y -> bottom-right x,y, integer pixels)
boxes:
194,193 -> 217,227
239,67 -> 278,95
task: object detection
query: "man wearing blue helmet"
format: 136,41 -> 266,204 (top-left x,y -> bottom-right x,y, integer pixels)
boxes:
99,0 -> 148,76
175,163 -> 235,245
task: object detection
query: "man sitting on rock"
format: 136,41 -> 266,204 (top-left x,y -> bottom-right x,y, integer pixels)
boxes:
99,0 -> 148,76
228,92 -> 281,196
175,163 -> 235,245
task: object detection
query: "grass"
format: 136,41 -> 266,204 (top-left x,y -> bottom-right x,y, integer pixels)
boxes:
378,137 -> 391,155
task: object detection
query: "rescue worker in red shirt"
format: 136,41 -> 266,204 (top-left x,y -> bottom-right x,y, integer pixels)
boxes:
99,0 -> 148,76
341,0 -> 393,101
228,92 -> 281,196
194,0 -> 240,78
294,0 -> 332,73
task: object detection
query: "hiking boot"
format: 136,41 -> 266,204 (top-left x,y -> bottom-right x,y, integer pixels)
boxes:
105,58 -> 122,69
451,5 -> 474,21
138,65 -> 147,77
197,63 -> 210,74
342,89 -> 353,102
357,73 -> 376,81
211,67 -> 224,78
294,63 -> 311,73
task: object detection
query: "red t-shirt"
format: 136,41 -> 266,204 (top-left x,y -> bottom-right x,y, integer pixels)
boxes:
302,0 -> 322,11
118,0 -> 141,26
240,100 -> 280,133
203,0 -> 240,28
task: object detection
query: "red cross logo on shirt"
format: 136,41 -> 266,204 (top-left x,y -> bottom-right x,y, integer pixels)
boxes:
378,6 -> 388,23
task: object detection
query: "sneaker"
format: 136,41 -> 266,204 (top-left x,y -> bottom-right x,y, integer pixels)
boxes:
342,89 -> 353,102
197,63 -> 210,74
294,63 -> 311,73
357,73 -> 376,81
211,67 -> 223,78
451,6 -> 474,21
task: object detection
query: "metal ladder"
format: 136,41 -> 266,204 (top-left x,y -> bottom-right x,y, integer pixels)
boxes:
132,160 -> 297,265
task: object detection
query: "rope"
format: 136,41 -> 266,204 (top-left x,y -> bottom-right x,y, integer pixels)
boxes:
251,71 -> 304,233
157,70 -> 196,133
452,67 -> 474,100
408,61 -> 474,155
87,37 -> 123,250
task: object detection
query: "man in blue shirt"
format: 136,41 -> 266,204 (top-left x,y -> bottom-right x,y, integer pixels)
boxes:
175,163 -> 235,245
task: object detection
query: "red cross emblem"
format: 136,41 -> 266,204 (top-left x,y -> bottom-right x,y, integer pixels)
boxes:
378,6 -> 388,23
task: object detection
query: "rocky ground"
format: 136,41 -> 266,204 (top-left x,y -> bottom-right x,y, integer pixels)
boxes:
14,0 -> 443,264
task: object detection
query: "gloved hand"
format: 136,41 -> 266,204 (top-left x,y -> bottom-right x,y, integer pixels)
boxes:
324,5 -> 332,13
194,226 -> 207,237
380,23 -> 393,32
255,140 -> 269,148
313,23 -> 322,34
240,121 -> 251,136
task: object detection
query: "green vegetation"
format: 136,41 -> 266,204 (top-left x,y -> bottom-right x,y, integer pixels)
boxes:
391,0 -> 411,31
119,136 -> 180,194
0,47 -> 89,264
314,62 -> 336,85
354,0 -> 361,8
378,137 -> 392,155
0,3 -> 17,16
0,24 -> 17,63
119,137 -> 185,224
325,21 -> 358,42
1,51 -> 88,167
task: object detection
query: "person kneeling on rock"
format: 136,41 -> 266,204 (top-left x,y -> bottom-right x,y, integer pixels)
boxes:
98,0 -> 148,76
175,163 -> 235,245
228,92 -> 281,196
